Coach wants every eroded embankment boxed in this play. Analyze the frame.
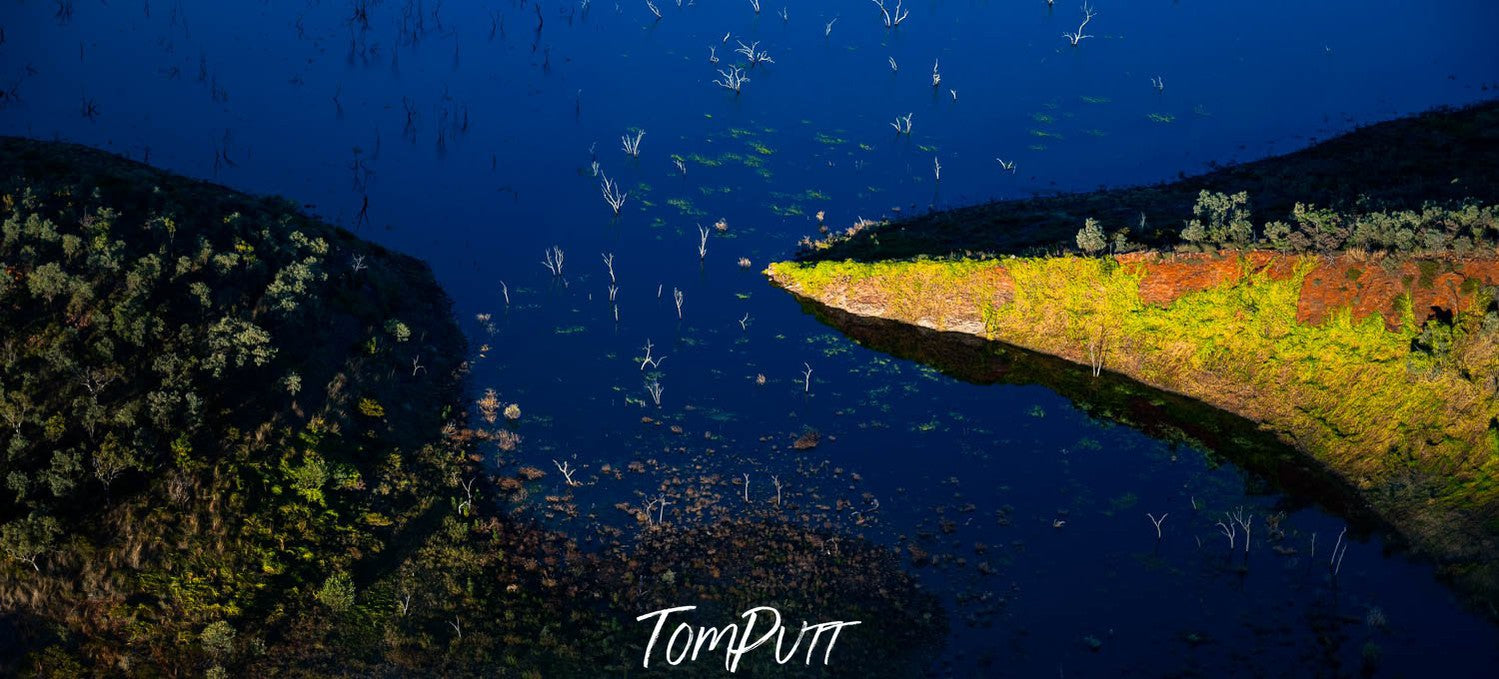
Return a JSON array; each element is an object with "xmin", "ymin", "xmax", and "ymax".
[{"xmin": 768, "ymin": 251, "xmax": 1499, "ymax": 608}]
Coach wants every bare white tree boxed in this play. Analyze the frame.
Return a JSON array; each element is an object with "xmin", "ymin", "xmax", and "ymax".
[
  {"xmin": 888, "ymin": 56, "xmax": 898, "ymax": 72},
  {"xmin": 396, "ymin": 586, "xmax": 413, "ymax": 616},
  {"xmin": 931, "ymin": 59, "xmax": 941, "ymax": 87},
  {"xmin": 500, "ymin": 280, "xmax": 510, "ymax": 306},
  {"xmin": 933, "ymin": 157, "xmax": 942, "ymax": 182},
  {"xmin": 771, "ymin": 475, "xmax": 783, "ymax": 506},
  {"xmin": 640, "ymin": 339, "xmax": 667, "ymax": 371},
  {"xmin": 601, "ymin": 174, "xmax": 629, "ymax": 215},
  {"xmin": 871, "ymin": 0, "xmax": 908, "ymax": 28},
  {"xmin": 1147, "ymin": 512, "xmax": 1167, "ymax": 540},
  {"xmin": 542, "ymin": 246, "xmax": 565, "ymax": 276},
  {"xmin": 1062, "ymin": 3, "xmax": 1096, "ymax": 46},
  {"xmin": 1330, "ymin": 527, "xmax": 1350, "ymax": 577},
  {"xmin": 1087, "ymin": 323, "xmax": 1107, "ymax": 376},
  {"xmin": 735, "ymin": 40, "xmax": 774, "ymax": 66},
  {"xmin": 749, "ymin": 0, "xmax": 761, "ymax": 13},
  {"xmin": 458, "ymin": 477, "xmax": 477, "ymax": 515},
  {"xmin": 890, "ymin": 112, "xmax": 913, "ymax": 135},
  {"xmin": 996, "ymin": 158, "xmax": 1016, "ymax": 174},
  {"xmin": 1151, "ymin": 75, "xmax": 1164, "ymax": 92},
  {"xmin": 697, "ymin": 225, "xmax": 710, "ymax": 260},
  {"xmin": 553, "ymin": 459, "xmax": 579, "ymax": 486},
  {"xmin": 1329, "ymin": 527, "xmax": 1346, "ymax": 570},
  {"xmin": 621, "ymin": 129, "xmax": 645, "ymax": 157},
  {"xmin": 1230, "ymin": 507, "xmax": 1253, "ymax": 553},
  {"xmin": 645, "ymin": 377, "xmax": 664, "ymax": 406},
  {"xmin": 651, "ymin": 493, "xmax": 672, "ymax": 524},
  {"xmin": 713, "ymin": 66, "xmax": 750, "ymax": 93},
  {"xmin": 644, "ymin": 496, "xmax": 660, "ymax": 525},
  {"xmin": 673, "ymin": 287, "xmax": 684, "ymax": 319},
  {"xmin": 709, "ymin": 46, "xmax": 719, "ymax": 63},
  {"xmin": 742, "ymin": 473, "xmax": 751, "ymax": 502},
  {"xmin": 601, "ymin": 252, "xmax": 617, "ymax": 284},
  {"xmin": 825, "ymin": 18, "xmax": 837, "ymax": 37},
  {"xmin": 645, "ymin": 0, "xmax": 662, "ymax": 20},
  {"xmin": 1215, "ymin": 517, "xmax": 1236, "ymax": 551},
  {"xmin": 801, "ymin": 362, "xmax": 813, "ymax": 393}
]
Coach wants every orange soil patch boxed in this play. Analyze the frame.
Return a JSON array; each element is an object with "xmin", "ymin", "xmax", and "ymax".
[{"xmin": 1121, "ymin": 251, "xmax": 1499, "ymax": 329}]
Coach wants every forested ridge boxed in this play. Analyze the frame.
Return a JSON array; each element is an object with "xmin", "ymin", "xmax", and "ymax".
[
  {"xmin": 0, "ymin": 135, "xmax": 478, "ymax": 673},
  {"xmin": 0, "ymin": 138, "xmax": 946, "ymax": 677}
]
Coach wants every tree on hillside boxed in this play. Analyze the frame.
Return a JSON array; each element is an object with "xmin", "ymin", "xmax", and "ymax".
[{"xmin": 1075, "ymin": 218, "xmax": 1107, "ymax": 255}]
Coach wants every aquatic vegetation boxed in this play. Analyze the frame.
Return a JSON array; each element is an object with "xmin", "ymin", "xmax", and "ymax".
[
  {"xmin": 665, "ymin": 196, "xmax": 705, "ymax": 217},
  {"xmin": 1147, "ymin": 113, "xmax": 1177, "ymax": 123}
]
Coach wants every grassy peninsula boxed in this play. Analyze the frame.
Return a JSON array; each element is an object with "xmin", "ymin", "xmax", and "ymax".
[
  {"xmin": 0, "ymin": 138, "xmax": 945, "ymax": 675},
  {"xmin": 769, "ymin": 103, "xmax": 1499, "ymax": 614}
]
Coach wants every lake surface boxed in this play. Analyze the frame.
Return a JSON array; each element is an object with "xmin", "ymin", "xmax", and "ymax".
[{"xmin": 4, "ymin": 0, "xmax": 1498, "ymax": 674}]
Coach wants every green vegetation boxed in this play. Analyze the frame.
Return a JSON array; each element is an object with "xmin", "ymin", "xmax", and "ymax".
[
  {"xmin": 0, "ymin": 136, "xmax": 471, "ymax": 672},
  {"xmin": 0, "ymin": 138, "xmax": 945, "ymax": 675},
  {"xmin": 1173, "ymin": 190, "xmax": 1499, "ymax": 253},
  {"xmin": 800, "ymin": 101, "xmax": 1499, "ymax": 262},
  {"xmin": 769, "ymin": 249, "xmax": 1499, "ymax": 611}
]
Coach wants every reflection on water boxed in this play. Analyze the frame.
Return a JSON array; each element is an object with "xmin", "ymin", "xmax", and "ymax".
[{"xmin": 791, "ymin": 294, "xmax": 1386, "ymax": 531}]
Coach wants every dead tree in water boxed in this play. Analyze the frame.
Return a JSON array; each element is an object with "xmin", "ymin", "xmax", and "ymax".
[
  {"xmin": 1063, "ymin": 4, "xmax": 1097, "ymax": 46},
  {"xmin": 541, "ymin": 246, "xmax": 564, "ymax": 276},
  {"xmin": 1147, "ymin": 512, "xmax": 1167, "ymax": 540},
  {"xmin": 553, "ymin": 459, "xmax": 579, "ymax": 486}
]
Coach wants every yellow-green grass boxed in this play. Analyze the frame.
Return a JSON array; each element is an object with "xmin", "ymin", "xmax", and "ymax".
[{"xmin": 768, "ymin": 255, "xmax": 1499, "ymax": 580}]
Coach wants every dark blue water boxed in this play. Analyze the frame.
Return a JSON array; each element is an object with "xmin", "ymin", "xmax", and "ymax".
[{"xmin": 4, "ymin": 0, "xmax": 1498, "ymax": 674}]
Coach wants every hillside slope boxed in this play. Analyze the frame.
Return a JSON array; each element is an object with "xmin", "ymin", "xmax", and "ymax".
[{"xmin": 801, "ymin": 101, "xmax": 1499, "ymax": 262}]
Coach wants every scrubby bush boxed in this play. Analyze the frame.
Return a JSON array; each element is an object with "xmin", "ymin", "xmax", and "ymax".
[
  {"xmin": 1075, "ymin": 217, "xmax": 1107, "ymax": 254},
  {"xmin": 1181, "ymin": 190, "xmax": 1253, "ymax": 247},
  {"xmin": 1170, "ymin": 190, "xmax": 1498, "ymax": 254}
]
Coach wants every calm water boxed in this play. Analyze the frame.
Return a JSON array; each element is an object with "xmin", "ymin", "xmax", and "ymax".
[{"xmin": 4, "ymin": 0, "xmax": 1498, "ymax": 674}]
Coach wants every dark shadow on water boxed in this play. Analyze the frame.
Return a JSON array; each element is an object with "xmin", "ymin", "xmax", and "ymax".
[{"xmin": 790, "ymin": 294, "xmax": 1394, "ymax": 538}]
